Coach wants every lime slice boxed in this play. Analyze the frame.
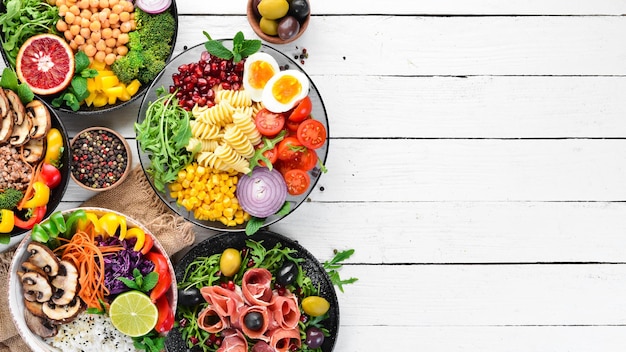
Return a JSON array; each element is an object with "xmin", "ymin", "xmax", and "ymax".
[{"xmin": 109, "ymin": 290, "xmax": 159, "ymax": 337}]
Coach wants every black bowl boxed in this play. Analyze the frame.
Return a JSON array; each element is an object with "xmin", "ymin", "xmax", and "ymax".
[
  {"xmin": 0, "ymin": 1, "xmax": 178, "ymax": 115},
  {"xmin": 166, "ymin": 230, "xmax": 339, "ymax": 352},
  {"xmin": 2, "ymin": 97, "xmax": 71, "ymax": 251}
]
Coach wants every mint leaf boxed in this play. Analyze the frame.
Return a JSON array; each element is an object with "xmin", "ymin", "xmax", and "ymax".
[
  {"xmin": 62, "ymin": 93, "xmax": 80, "ymax": 111},
  {"xmin": 0, "ymin": 68, "xmax": 19, "ymax": 91},
  {"xmin": 71, "ymin": 76, "xmax": 89, "ymax": 100},
  {"xmin": 16, "ymin": 84, "xmax": 34, "ymax": 103},
  {"xmin": 245, "ymin": 217, "xmax": 265, "ymax": 236},
  {"xmin": 75, "ymin": 51, "xmax": 90, "ymax": 73},
  {"xmin": 239, "ymin": 39, "xmax": 262, "ymax": 57},
  {"xmin": 233, "ymin": 31, "xmax": 244, "ymax": 48},
  {"xmin": 80, "ymin": 68, "xmax": 98, "ymax": 78},
  {"xmin": 141, "ymin": 271, "xmax": 159, "ymax": 292},
  {"xmin": 276, "ymin": 201, "xmax": 291, "ymax": 216},
  {"xmin": 117, "ymin": 277, "xmax": 141, "ymax": 290},
  {"xmin": 204, "ymin": 40, "xmax": 233, "ymax": 60}
]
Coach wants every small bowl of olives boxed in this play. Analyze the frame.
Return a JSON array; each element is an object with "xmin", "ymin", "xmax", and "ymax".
[{"xmin": 247, "ymin": 0, "xmax": 310, "ymax": 44}]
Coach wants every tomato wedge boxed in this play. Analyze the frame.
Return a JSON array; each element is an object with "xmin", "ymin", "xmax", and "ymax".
[
  {"xmin": 297, "ymin": 119, "xmax": 327, "ymax": 150},
  {"xmin": 255, "ymin": 108, "xmax": 285, "ymax": 137},
  {"xmin": 283, "ymin": 169, "xmax": 311, "ymax": 195},
  {"xmin": 288, "ymin": 96, "xmax": 312, "ymax": 122},
  {"xmin": 277, "ymin": 136, "xmax": 304, "ymax": 161}
]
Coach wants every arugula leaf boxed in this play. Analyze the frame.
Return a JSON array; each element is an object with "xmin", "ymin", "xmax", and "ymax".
[
  {"xmin": 133, "ymin": 330, "xmax": 165, "ymax": 352},
  {"xmin": 323, "ymin": 249, "xmax": 358, "ymax": 292}
]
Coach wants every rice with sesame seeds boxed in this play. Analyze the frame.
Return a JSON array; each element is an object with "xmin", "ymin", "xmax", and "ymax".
[{"xmin": 45, "ymin": 312, "xmax": 137, "ymax": 352}]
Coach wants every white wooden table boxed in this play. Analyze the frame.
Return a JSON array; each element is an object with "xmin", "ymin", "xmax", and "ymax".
[{"xmin": 6, "ymin": 0, "xmax": 626, "ymax": 350}]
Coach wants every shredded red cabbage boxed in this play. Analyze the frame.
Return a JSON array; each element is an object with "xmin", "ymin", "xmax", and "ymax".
[{"xmin": 96, "ymin": 235, "xmax": 155, "ymax": 295}]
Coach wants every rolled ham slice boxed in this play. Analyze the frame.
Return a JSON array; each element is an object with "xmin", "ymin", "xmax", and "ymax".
[
  {"xmin": 238, "ymin": 305, "xmax": 271, "ymax": 342},
  {"xmin": 269, "ymin": 327, "xmax": 301, "ymax": 352},
  {"xmin": 217, "ymin": 328, "xmax": 249, "ymax": 352},
  {"xmin": 269, "ymin": 292, "xmax": 300, "ymax": 330},
  {"xmin": 197, "ymin": 305, "xmax": 229, "ymax": 334},
  {"xmin": 201, "ymin": 285, "xmax": 245, "ymax": 325},
  {"xmin": 241, "ymin": 268, "xmax": 274, "ymax": 306},
  {"xmin": 251, "ymin": 341, "xmax": 275, "ymax": 352}
]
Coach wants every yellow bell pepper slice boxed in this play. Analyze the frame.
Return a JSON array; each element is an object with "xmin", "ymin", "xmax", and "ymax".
[
  {"xmin": 77, "ymin": 212, "xmax": 103, "ymax": 234},
  {"xmin": 20, "ymin": 182, "xmax": 50, "ymax": 209},
  {"xmin": 0, "ymin": 209, "xmax": 15, "ymax": 233},
  {"xmin": 98, "ymin": 212, "xmax": 127, "ymax": 239},
  {"xmin": 122, "ymin": 227, "xmax": 146, "ymax": 252}
]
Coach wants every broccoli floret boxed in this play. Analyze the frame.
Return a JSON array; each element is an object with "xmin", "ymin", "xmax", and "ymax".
[
  {"xmin": 111, "ymin": 50, "xmax": 144, "ymax": 84},
  {"xmin": 135, "ymin": 8, "xmax": 175, "ymax": 49},
  {"xmin": 0, "ymin": 188, "xmax": 24, "ymax": 210},
  {"xmin": 138, "ymin": 54, "xmax": 165, "ymax": 84},
  {"xmin": 127, "ymin": 31, "xmax": 143, "ymax": 52}
]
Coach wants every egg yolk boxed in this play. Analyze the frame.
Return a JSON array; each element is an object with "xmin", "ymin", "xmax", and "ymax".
[
  {"xmin": 271, "ymin": 75, "xmax": 302, "ymax": 104},
  {"xmin": 248, "ymin": 61, "xmax": 276, "ymax": 89}
]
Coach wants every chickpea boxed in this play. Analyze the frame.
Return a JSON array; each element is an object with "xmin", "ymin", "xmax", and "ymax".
[
  {"xmin": 104, "ymin": 53, "xmax": 116, "ymax": 65},
  {"xmin": 120, "ymin": 21, "xmax": 131, "ymax": 33},
  {"xmin": 94, "ymin": 50, "xmax": 106, "ymax": 62},
  {"xmin": 64, "ymin": 30, "xmax": 74, "ymax": 41},
  {"xmin": 56, "ymin": 19, "xmax": 68, "ymax": 32},
  {"xmin": 90, "ymin": 31, "xmax": 101, "ymax": 43},
  {"xmin": 111, "ymin": 28, "xmax": 120, "ymax": 39},
  {"xmin": 111, "ymin": 4, "xmax": 122, "ymax": 14},
  {"xmin": 105, "ymin": 37, "xmax": 116, "ymax": 48},
  {"xmin": 104, "ymin": 47, "xmax": 112, "ymax": 54},
  {"xmin": 58, "ymin": 4, "xmax": 68, "ymax": 16},
  {"xmin": 108, "ymin": 0, "xmax": 118, "ymax": 6},
  {"xmin": 73, "ymin": 15, "xmax": 81, "ymax": 25},
  {"xmin": 99, "ymin": 0, "xmax": 109, "ymax": 8},
  {"xmin": 69, "ymin": 41, "xmax": 78, "ymax": 51},
  {"xmin": 109, "ymin": 13, "xmax": 119, "ymax": 25},
  {"xmin": 69, "ymin": 5, "xmax": 80, "ymax": 15},
  {"xmin": 80, "ymin": 9, "xmax": 92, "ymax": 19},
  {"xmin": 89, "ymin": 20, "xmax": 100, "ymax": 31},
  {"xmin": 64, "ymin": 12, "xmax": 75, "ymax": 25},
  {"xmin": 101, "ymin": 27, "xmax": 112, "ymax": 39},
  {"xmin": 98, "ymin": 11, "xmax": 107, "ymax": 22},
  {"xmin": 74, "ymin": 35, "xmax": 85, "ymax": 45},
  {"xmin": 117, "ymin": 32, "xmax": 128, "ymax": 45},
  {"xmin": 79, "ymin": 27, "xmax": 90, "ymax": 39},
  {"xmin": 95, "ymin": 39, "xmax": 107, "ymax": 51},
  {"xmin": 89, "ymin": 0, "xmax": 98, "ymax": 8},
  {"xmin": 70, "ymin": 24, "xmax": 81, "ymax": 36},
  {"xmin": 83, "ymin": 44, "xmax": 97, "ymax": 57},
  {"xmin": 116, "ymin": 45, "xmax": 128, "ymax": 56},
  {"xmin": 101, "ymin": 19, "xmax": 110, "ymax": 28},
  {"xmin": 119, "ymin": 11, "xmax": 129, "ymax": 22},
  {"xmin": 78, "ymin": 0, "xmax": 89, "ymax": 9},
  {"xmin": 81, "ymin": 17, "xmax": 90, "ymax": 28}
]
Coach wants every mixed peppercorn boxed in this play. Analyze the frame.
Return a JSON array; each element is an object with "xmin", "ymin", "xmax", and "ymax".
[{"xmin": 70, "ymin": 128, "xmax": 129, "ymax": 189}]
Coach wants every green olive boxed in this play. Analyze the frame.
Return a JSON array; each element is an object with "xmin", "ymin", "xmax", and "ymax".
[
  {"xmin": 301, "ymin": 296, "xmax": 330, "ymax": 317},
  {"xmin": 260, "ymin": 17, "xmax": 279, "ymax": 36},
  {"xmin": 257, "ymin": 0, "xmax": 289, "ymax": 20},
  {"xmin": 219, "ymin": 248, "xmax": 242, "ymax": 277}
]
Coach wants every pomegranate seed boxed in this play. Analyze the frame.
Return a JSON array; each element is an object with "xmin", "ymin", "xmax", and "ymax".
[
  {"xmin": 189, "ymin": 336, "xmax": 199, "ymax": 345},
  {"xmin": 300, "ymin": 314, "xmax": 308, "ymax": 323},
  {"xmin": 277, "ymin": 287, "xmax": 286, "ymax": 296},
  {"xmin": 179, "ymin": 318, "xmax": 188, "ymax": 327},
  {"xmin": 227, "ymin": 280, "xmax": 235, "ymax": 291}
]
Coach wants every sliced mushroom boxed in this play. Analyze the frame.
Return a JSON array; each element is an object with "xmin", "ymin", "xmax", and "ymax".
[
  {"xmin": 18, "ymin": 261, "xmax": 49, "ymax": 280},
  {"xmin": 26, "ymin": 100, "xmax": 50, "ymax": 140},
  {"xmin": 9, "ymin": 113, "xmax": 32, "ymax": 146},
  {"xmin": 24, "ymin": 308, "xmax": 58, "ymax": 338},
  {"xmin": 21, "ymin": 136, "xmax": 45, "ymax": 164},
  {"xmin": 51, "ymin": 260, "xmax": 79, "ymax": 306},
  {"xmin": 27, "ymin": 242, "xmax": 60, "ymax": 276},
  {"xmin": 21, "ymin": 271, "xmax": 53, "ymax": 303},
  {"xmin": 23, "ymin": 299, "xmax": 47, "ymax": 319},
  {"xmin": 42, "ymin": 297, "xmax": 82, "ymax": 324},
  {"xmin": 0, "ymin": 89, "xmax": 8, "ymax": 121},
  {"xmin": 0, "ymin": 107, "xmax": 13, "ymax": 144},
  {"xmin": 4, "ymin": 89, "xmax": 25, "ymax": 125}
]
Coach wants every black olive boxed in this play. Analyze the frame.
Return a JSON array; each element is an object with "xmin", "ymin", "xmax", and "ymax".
[
  {"xmin": 288, "ymin": 0, "xmax": 310, "ymax": 21},
  {"xmin": 305, "ymin": 327, "xmax": 325, "ymax": 348},
  {"xmin": 276, "ymin": 260, "xmax": 298, "ymax": 286},
  {"xmin": 244, "ymin": 311, "xmax": 264, "ymax": 331},
  {"xmin": 277, "ymin": 16, "xmax": 300, "ymax": 41},
  {"xmin": 178, "ymin": 287, "xmax": 203, "ymax": 307}
]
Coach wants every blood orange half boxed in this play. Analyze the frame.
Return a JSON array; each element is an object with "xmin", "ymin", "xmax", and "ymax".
[{"xmin": 16, "ymin": 34, "xmax": 75, "ymax": 96}]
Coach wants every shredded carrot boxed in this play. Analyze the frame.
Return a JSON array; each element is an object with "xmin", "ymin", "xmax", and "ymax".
[
  {"xmin": 54, "ymin": 226, "xmax": 123, "ymax": 309},
  {"xmin": 17, "ymin": 157, "xmax": 43, "ymax": 210}
]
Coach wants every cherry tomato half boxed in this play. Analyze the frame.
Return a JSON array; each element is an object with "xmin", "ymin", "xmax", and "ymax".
[
  {"xmin": 282, "ymin": 147, "xmax": 317, "ymax": 171},
  {"xmin": 255, "ymin": 108, "xmax": 285, "ymax": 137},
  {"xmin": 288, "ymin": 96, "xmax": 312, "ymax": 122},
  {"xmin": 283, "ymin": 169, "xmax": 311, "ymax": 195},
  {"xmin": 277, "ymin": 136, "xmax": 304, "ymax": 161},
  {"xmin": 297, "ymin": 119, "xmax": 327, "ymax": 150},
  {"xmin": 286, "ymin": 114, "xmax": 310, "ymax": 132},
  {"xmin": 258, "ymin": 146, "xmax": 278, "ymax": 168}
]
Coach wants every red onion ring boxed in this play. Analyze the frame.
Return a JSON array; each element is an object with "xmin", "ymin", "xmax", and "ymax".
[
  {"xmin": 237, "ymin": 168, "xmax": 287, "ymax": 218},
  {"xmin": 135, "ymin": 0, "xmax": 172, "ymax": 14}
]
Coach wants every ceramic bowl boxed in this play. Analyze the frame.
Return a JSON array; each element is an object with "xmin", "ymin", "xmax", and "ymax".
[
  {"xmin": 0, "ymin": 1, "xmax": 178, "ymax": 115},
  {"xmin": 0, "ymin": 97, "xmax": 71, "ymax": 253},
  {"xmin": 247, "ymin": 0, "xmax": 311, "ymax": 44},
  {"xmin": 8, "ymin": 207, "xmax": 178, "ymax": 352},
  {"xmin": 69, "ymin": 126, "xmax": 132, "ymax": 192}
]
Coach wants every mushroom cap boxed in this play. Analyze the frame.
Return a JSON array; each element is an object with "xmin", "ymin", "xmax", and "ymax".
[
  {"xmin": 21, "ymin": 271, "xmax": 53, "ymax": 303},
  {"xmin": 26, "ymin": 242, "xmax": 60, "ymax": 277},
  {"xmin": 24, "ymin": 308, "xmax": 58, "ymax": 338},
  {"xmin": 4, "ymin": 89, "xmax": 25, "ymax": 125},
  {"xmin": 42, "ymin": 297, "xmax": 83, "ymax": 324},
  {"xmin": 51, "ymin": 261, "xmax": 79, "ymax": 306},
  {"xmin": 25, "ymin": 99, "xmax": 50, "ymax": 140}
]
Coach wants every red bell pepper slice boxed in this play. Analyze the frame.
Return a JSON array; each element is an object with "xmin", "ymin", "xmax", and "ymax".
[
  {"xmin": 154, "ymin": 295, "xmax": 174, "ymax": 334},
  {"xmin": 14, "ymin": 205, "xmax": 47, "ymax": 230},
  {"xmin": 144, "ymin": 251, "xmax": 172, "ymax": 302}
]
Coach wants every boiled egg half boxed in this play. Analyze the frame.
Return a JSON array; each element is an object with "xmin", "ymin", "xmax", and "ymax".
[
  {"xmin": 261, "ymin": 70, "xmax": 310, "ymax": 113},
  {"xmin": 243, "ymin": 52, "xmax": 280, "ymax": 102}
]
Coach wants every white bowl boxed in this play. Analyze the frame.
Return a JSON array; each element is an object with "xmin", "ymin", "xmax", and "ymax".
[{"xmin": 8, "ymin": 207, "xmax": 177, "ymax": 352}]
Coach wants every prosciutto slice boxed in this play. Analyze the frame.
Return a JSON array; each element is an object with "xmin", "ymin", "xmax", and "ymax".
[
  {"xmin": 269, "ymin": 327, "xmax": 302, "ymax": 352},
  {"xmin": 241, "ymin": 268, "xmax": 274, "ymax": 306},
  {"xmin": 269, "ymin": 292, "xmax": 300, "ymax": 330},
  {"xmin": 238, "ymin": 305, "xmax": 271, "ymax": 341},
  {"xmin": 197, "ymin": 305, "xmax": 229, "ymax": 333},
  {"xmin": 201, "ymin": 285, "xmax": 245, "ymax": 325},
  {"xmin": 251, "ymin": 341, "xmax": 275, "ymax": 352},
  {"xmin": 217, "ymin": 329, "xmax": 249, "ymax": 352}
]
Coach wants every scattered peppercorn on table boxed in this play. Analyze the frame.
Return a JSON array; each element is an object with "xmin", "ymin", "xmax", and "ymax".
[{"xmin": 4, "ymin": 0, "xmax": 626, "ymax": 351}]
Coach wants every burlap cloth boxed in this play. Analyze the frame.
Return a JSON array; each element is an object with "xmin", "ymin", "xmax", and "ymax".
[{"xmin": 0, "ymin": 166, "xmax": 196, "ymax": 351}]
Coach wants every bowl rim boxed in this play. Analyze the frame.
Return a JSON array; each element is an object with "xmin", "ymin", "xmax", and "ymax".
[
  {"xmin": 0, "ymin": 0, "xmax": 179, "ymax": 115},
  {"xmin": 69, "ymin": 126, "xmax": 132, "ymax": 192},
  {"xmin": 136, "ymin": 39, "xmax": 330, "ymax": 232},
  {"xmin": 246, "ymin": 0, "xmax": 311, "ymax": 44},
  {"xmin": 7, "ymin": 206, "xmax": 178, "ymax": 352}
]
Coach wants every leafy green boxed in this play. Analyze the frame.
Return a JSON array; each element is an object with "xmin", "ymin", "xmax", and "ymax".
[
  {"xmin": 0, "ymin": 0, "xmax": 59, "ymax": 67},
  {"xmin": 0, "ymin": 235, "xmax": 9, "ymax": 245},
  {"xmin": 203, "ymin": 31, "xmax": 261, "ymax": 63},
  {"xmin": 117, "ymin": 268, "xmax": 159, "ymax": 293},
  {"xmin": 51, "ymin": 51, "xmax": 98, "ymax": 111},
  {"xmin": 133, "ymin": 330, "xmax": 165, "ymax": 352},
  {"xmin": 135, "ymin": 88, "xmax": 195, "ymax": 192},
  {"xmin": 245, "ymin": 216, "xmax": 265, "ymax": 236},
  {"xmin": 323, "ymin": 249, "xmax": 358, "ymax": 292},
  {"xmin": 0, "ymin": 67, "xmax": 33, "ymax": 103}
]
